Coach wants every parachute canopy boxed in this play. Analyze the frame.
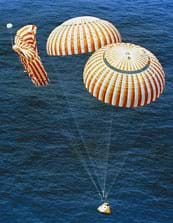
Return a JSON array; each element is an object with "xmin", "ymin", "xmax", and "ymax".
[
  {"xmin": 83, "ymin": 43, "xmax": 165, "ymax": 107},
  {"xmin": 13, "ymin": 25, "xmax": 49, "ymax": 87},
  {"xmin": 46, "ymin": 16, "xmax": 121, "ymax": 56}
]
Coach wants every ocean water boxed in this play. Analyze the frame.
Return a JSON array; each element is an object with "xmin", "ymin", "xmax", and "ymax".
[{"xmin": 0, "ymin": 0, "xmax": 173, "ymax": 222}]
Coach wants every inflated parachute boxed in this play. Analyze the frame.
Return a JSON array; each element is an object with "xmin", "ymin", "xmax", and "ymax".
[
  {"xmin": 83, "ymin": 43, "xmax": 165, "ymax": 107},
  {"xmin": 13, "ymin": 25, "xmax": 49, "ymax": 86},
  {"xmin": 46, "ymin": 16, "xmax": 121, "ymax": 56}
]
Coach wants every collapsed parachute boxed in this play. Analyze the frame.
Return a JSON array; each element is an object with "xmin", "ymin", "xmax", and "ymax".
[
  {"xmin": 83, "ymin": 43, "xmax": 165, "ymax": 107},
  {"xmin": 46, "ymin": 16, "xmax": 121, "ymax": 56},
  {"xmin": 13, "ymin": 25, "xmax": 49, "ymax": 86}
]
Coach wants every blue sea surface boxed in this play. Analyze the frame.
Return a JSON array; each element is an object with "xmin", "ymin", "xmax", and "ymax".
[{"xmin": 0, "ymin": 0, "xmax": 173, "ymax": 222}]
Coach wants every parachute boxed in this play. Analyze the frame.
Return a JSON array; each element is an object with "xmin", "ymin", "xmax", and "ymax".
[
  {"xmin": 46, "ymin": 16, "xmax": 121, "ymax": 56},
  {"xmin": 6, "ymin": 23, "xmax": 13, "ymax": 29},
  {"xmin": 13, "ymin": 25, "xmax": 49, "ymax": 86},
  {"xmin": 46, "ymin": 18, "xmax": 165, "ymax": 213},
  {"xmin": 83, "ymin": 43, "xmax": 165, "ymax": 107}
]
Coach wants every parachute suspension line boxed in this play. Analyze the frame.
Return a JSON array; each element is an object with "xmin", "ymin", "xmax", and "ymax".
[
  {"xmin": 50, "ymin": 60, "xmax": 103, "ymax": 200},
  {"xmin": 102, "ymin": 112, "xmax": 113, "ymax": 201},
  {"xmin": 104, "ymin": 152, "xmax": 128, "ymax": 201},
  {"xmin": 72, "ymin": 145, "xmax": 103, "ymax": 198},
  {"xmin": 63, "ymin": 88, "xmax": 104, "ymax": 200},
  {"xmin": 104, "ymin": 118, "xmax": 146, "ymax": 200},
  {"xmin": 65, "ymin": 94, "xmax": 104, "ymax": 199},
  {"xmin": 10, "ymin": 35, "xmax": 14, "ymax": 47}
]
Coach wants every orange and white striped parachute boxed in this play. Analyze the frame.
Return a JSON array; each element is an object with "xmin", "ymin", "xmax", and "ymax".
[
  {"xmin": 13, "ymin": 25, "xmax": 49, "ymax": 86},
  {"xmin": 46, "ymin": 16, "xmax": 121, "ymax": 56},
  {"xmin": 83, "ymin": 43, "xmax": 165, "ymax": 108}
]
